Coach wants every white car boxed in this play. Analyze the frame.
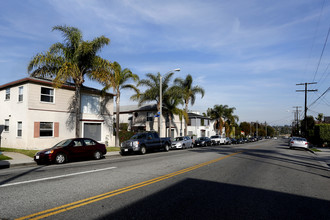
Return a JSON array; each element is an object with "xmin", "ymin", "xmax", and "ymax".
[{"xmin": 289, "ymin": 137, "xmax": 308, "ymax": 149}]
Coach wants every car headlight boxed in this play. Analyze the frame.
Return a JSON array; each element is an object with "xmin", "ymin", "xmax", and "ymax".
[
  {"xmin": 133, "ymin": 141, "xmax": 139, "ymax": 150},
  {"xmin": 45, "ymin": 150, "xmax": 54, "ymax": 154},
  {"xmin": 202, "ymin": 141, "xmax": 205, "ymax": 144}
]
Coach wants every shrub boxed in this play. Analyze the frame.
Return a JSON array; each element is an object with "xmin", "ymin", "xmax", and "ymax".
[
  {"xmin": 314, "ymin": 124, "xmax": 330, "ymax": 146},
  {"xmin": 119, "ymin": 130, "xmax": 136, "ymax": 144}
]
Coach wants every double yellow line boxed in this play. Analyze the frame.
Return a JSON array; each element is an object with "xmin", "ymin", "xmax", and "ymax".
[{"xmin": 17, "ymin": 151, "xmax": 242, "ymax": 220}]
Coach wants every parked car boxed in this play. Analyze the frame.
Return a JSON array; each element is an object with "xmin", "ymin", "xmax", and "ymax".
[
  {"xmin": 231, "ymin": 138, "xmax": 238, "ymax": 144},
  {"xmin": 34, "ymin": 138, "xmax": 107, "ymax": 165},
  {"xmin": 120, "ymin": 131, "xmax": 171, "ymax": 155},
  {"xmin": 194, "ymin": 137, "xmax": 212, "ymax": 147},
  {"xmin": 225, "ymin": 137, "xmax": 232, "ymax": 145},
  {"xmin": 289, "ymin": 137, "xmax": 308, "ymax": 149},
  {"xmin": 171, "ymin": 136, "xmax": 193, "ymax": 149},
  {"xmin": 237, "ymin": 138, "xmax": 245, "ymax": 144},
  {"xmin": 210, "ymin": 135, "xmax": 226, "ymax": 145}
]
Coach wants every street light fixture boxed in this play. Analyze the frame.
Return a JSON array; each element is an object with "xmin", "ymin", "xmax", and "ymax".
[{"xmin": 159, "ymin": 68, "xmax": 180, "ymax": 136}]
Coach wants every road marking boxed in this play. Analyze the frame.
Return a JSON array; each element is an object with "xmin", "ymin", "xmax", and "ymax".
[
  {"xmin": 0, "ymin": 167, "xmax": 117, "ymax": 188},
  {"xmin": 16, "ymin": 151, "xmax": 243, "ymax": 220}
]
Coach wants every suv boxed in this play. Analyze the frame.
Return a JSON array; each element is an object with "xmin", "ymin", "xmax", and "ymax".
[{"xmin": 210, "ymin": 135, "xmax": 226, "ymax": 145}]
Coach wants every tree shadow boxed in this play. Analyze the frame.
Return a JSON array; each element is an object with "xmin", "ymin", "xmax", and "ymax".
[{"xmin": 98, "ymin": 178, "xmax": 330, "ymax": 220}]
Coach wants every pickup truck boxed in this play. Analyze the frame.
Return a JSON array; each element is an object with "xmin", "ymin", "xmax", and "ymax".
[
  {"xmin": 210, "ymin": 135, "xmax": 226, "ymax": 145},
  {"xmin": 120, "ymin": 131, "xmax": 171, "ymax": 155}
]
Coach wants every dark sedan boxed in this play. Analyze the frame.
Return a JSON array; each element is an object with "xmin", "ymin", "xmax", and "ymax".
[
  {"xmin": 34, "ymin": 138, "xmax": 107, "ymax": 165},
  {"xmin": 194, "ymin": 137, "xmax": 212, "ymax": 147}
]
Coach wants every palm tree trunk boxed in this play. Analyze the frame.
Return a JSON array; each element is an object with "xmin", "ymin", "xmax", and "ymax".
[
  {"xmin": 168, "ymin": 115, "xmax": 172, "ymax": 138},
  {"xmin": 184, "ymin": 102, "xmax": 188, "ymax": 136},
  {"xmin": 115, "ymin": 93, "xmax": 120, "ymax": 147},
  {"xmin": 75, "ymin": 85, "xmax": 81, "ymax": 138}
]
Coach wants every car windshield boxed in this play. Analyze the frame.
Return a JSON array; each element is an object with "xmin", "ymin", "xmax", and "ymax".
[
  {"xmin": 173, "ymin": 137, "xmax": 184, "ymax": 141},
  {"xmin": 53, "ymin": 139, "xmax": 72, "ymax": 148},
  {"xmin": 295, "ymin": 138, "xmax": 307, "ymax": 141},
  {"xmin": 210, "ymin": 136, "xmax": 217, "ymax": 138},
  {"xmin": 130, "ymin": 133, "xmax": 147, "ymax": 140}
]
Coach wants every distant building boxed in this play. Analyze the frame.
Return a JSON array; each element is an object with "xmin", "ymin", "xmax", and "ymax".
[
  {"xmin": 187, "ymin": 111, "xmax": 218, "ymax": 138},
  {"xmin": 114, "ymin": 104, "xmax": 185, "ymax": 138},
  {"xmin": 0, "ymin": 77, "xmax": 115, "ymax": 150},
  {"xmin": 324, "ymin": 116, "xmax": 330, "ymax": 123}
]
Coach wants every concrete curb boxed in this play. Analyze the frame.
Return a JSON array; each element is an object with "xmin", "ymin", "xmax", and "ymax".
[{"xmin": 0, "ymin": 151, "xmax": 121, "ymax": 169}]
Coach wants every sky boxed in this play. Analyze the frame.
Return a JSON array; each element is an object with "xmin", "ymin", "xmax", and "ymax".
[{"xmin": 0, "ymin": 0, "xmax": 329, "ymax": 126}]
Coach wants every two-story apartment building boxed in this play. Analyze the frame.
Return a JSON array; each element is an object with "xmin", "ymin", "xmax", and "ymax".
[
  {"xmin": 187, "ymin": 111, "xmax": 218, "ymax": 138},
  {"xmin": 115, "ymin": 104, "xmax": 186, "ymax": 138},
  {"xmin": 0, "ymin": 77, "xmax": 114, "ymax": 150}
]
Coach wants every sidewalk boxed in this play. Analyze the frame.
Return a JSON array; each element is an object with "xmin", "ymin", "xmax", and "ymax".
[
  {"xmin": 312, "ymin": 147, "xmax": 330, "ymax": 169},
  {"xmin": 0, "ymin": 151, "xmax": 121, "ymax": 169}
]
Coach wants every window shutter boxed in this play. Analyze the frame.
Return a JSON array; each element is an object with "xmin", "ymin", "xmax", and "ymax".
[
  {"xmin": 54, "ymin": 122, "xmax": 59, "ymax": 137},
  {"xmin": 34, "ymin": 122, "xmax": 40, "ymax": 138}
]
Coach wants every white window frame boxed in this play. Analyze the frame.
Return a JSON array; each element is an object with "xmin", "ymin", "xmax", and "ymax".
[
  {"xmin": 147, "ymin": 112, "xmax": 153, "ymax": 121},
  {"xmin": 40, "ymin": 87, "xmax": 54, "ymax": 103},
  {"xmin": 4, "ymin": 119, "xmax": 9, "ymax": 132},
  {"xmin": 18, "ymin": 86, "xmax": 23, "ymax": 102},
  {"xmin": 39, "ymin": 122, "xmax": 54, "ymax": 137},
  {"xmin": 5, "ymin": 88, "xmax": 10, "ymax": 100},
  {"xmin": 17, "ymin": 121, "xmax": 22, "ymax": 137}
]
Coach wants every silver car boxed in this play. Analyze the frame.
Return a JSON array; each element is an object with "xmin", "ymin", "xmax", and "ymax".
[
  {"xmin": 289, "ymin": 137, "xmax": 308, "ymax": 149},
  {"xmin": 171, "ymin": 136, "xmax": 193, "ymax": 149}
]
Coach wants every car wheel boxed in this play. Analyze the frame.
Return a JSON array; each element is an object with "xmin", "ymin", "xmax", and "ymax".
[
  {"xmin": 55, "ymin": 153, "xmax": 66, "ymax": 164},
  {"xmin": 140, "ymin": 146, "xmax": 146, "ymax": 155},
  {"xmin": 93, "ymin": 151, "xmax": 102, "ymax": 160},
  {"xmin": 164, "ymin": 144, "xmax": 170, "ymax": 152},
  {"xmin": 183, "ymin": 144, "xmax": 186, "ymax": 149}
]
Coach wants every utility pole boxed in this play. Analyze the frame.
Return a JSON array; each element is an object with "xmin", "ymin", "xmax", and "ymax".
[
  {"xmin": 296, "ymin": 82, "xmax": 317, "ymax": 135},
  {"xmin": 292, "ymin": 106, "xmax": 302, "ymax": 135}
]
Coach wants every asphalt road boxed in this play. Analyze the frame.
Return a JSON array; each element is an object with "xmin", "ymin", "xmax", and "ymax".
[{"xmin": 1, "ymin": 139, "xmax": 330, "ymax": 220}]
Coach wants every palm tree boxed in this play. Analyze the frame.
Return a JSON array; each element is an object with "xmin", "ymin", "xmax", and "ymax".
[
  {"xmin": 131, "ymin": 72, "xmax": 175, "ymax": 134},
  {"xmin": 96, "ymin": 61, "xmax": 139, "ymax": 147},
  {"xmin": 174, "ymin": 74, "xmax": 205, "ymax": 136},
  {"xmin": 207, "ymin": 104, "xmax": 228, "ymax": 136},
  {"xmin": 162, "ymin": 87, "xmax": 184, "ymax": 138},
  {"xmin": 28, "ymin": 25, "xmax": 110, "ymax": 138},
  {"xmin": 224, "ymin": 107, "xmax": 239, "ymax": 137}
]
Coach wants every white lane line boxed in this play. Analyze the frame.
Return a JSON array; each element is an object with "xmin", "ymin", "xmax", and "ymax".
[{"xmin": 0, "ymin": 167, "xmax": 117, "ymax": 188}]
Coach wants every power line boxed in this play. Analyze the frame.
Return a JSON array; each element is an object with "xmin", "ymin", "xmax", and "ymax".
[
  {"xmin": 308, "ymin": 86, "xmax": 330, "ymax": 107},
  {"xmin": 312, "ymin": 26, "xmax": 330, "ymax": 82}
]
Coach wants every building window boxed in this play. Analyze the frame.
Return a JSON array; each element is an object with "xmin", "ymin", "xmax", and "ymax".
[
  {"xmin": 147, "ymin": 112, "xmax": 153, "ymax": 121},
  {"xmin": 40, "ymin": 87, "xmax": 54, "ymax": 103},
  {"xmin": 81, "ymin": 94, "xmax": 100, "ymax": 114},
  {"xmin": 4, "ymin": 119, "xmax": 9, "ymax": 132},
  {"xmin": 18, "ymin": 86, "xmax": 23, "ymax": 102},
  {"xmin": 17, "ymin": 121, "xmax": 22, "ymax": 137},
  {"xmin": 5, "ymin": 88, "xmax": 10, "ymax": 100},
  {"xmin": 40, "ymin": 122, "xmax": 53, "ymax": 137},
  {"xmin": 201, "ymin": 118, "xmax": 205, "ymax": 126}
]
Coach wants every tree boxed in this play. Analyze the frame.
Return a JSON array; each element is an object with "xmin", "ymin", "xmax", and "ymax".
[
  {"xmin": 28, "ymin": 25, "xmax": 110, "ymax": 137},
  {"xmin": 174, "ymin": 74, "xmax": 205, "ymax": 136},
  {"xmin": 132, "ymin": 72, "xmax": 175, "ymax": 134},
  {"xmin": 316, "ymin": 113, "xmax": 324, "ymax": 123},
  {"xmin": 96, "ymin": 61, "xmax": 139, "ymax": 147},
  {"xmin": 224, "ymin": 107, "xmax": 239, "ymax": 137},
  {"xmin": 162, "ymin": 87, "xmax": 185, "ymax": 138},
  {"xmin": 207, "ymin": 104, "xmax": 228, "ymax": 135}
]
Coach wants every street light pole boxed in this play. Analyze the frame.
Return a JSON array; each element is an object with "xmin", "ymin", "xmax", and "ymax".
[{"xmin": 160, "ymin": 68, "xmax": 180, "ymax": 136}]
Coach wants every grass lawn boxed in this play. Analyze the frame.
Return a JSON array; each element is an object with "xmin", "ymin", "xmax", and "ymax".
[
  {"xmin": 0, "ymin": 148, "xmax": 39, "ymax": 158},
  {"xmin": 310, "ymin": 148, "xmax": 321, "ymax": 152},
  {"xmin": 107, "ymin": 147, "xmax": 120, "ymax": 152},
  {"xmin": 0, "ymin": 154, "xmax": 12, "ymax": 161}
]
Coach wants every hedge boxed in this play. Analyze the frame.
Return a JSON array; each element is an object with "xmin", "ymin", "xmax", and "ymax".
[{"xmin": 314, "ymin": 124, "xmax": 330, "ymax": 145}]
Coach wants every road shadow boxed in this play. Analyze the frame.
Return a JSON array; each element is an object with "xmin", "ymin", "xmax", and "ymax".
[{"xmin": 97, "ymin": 178, "xmax": 330, "ymax": 220}]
